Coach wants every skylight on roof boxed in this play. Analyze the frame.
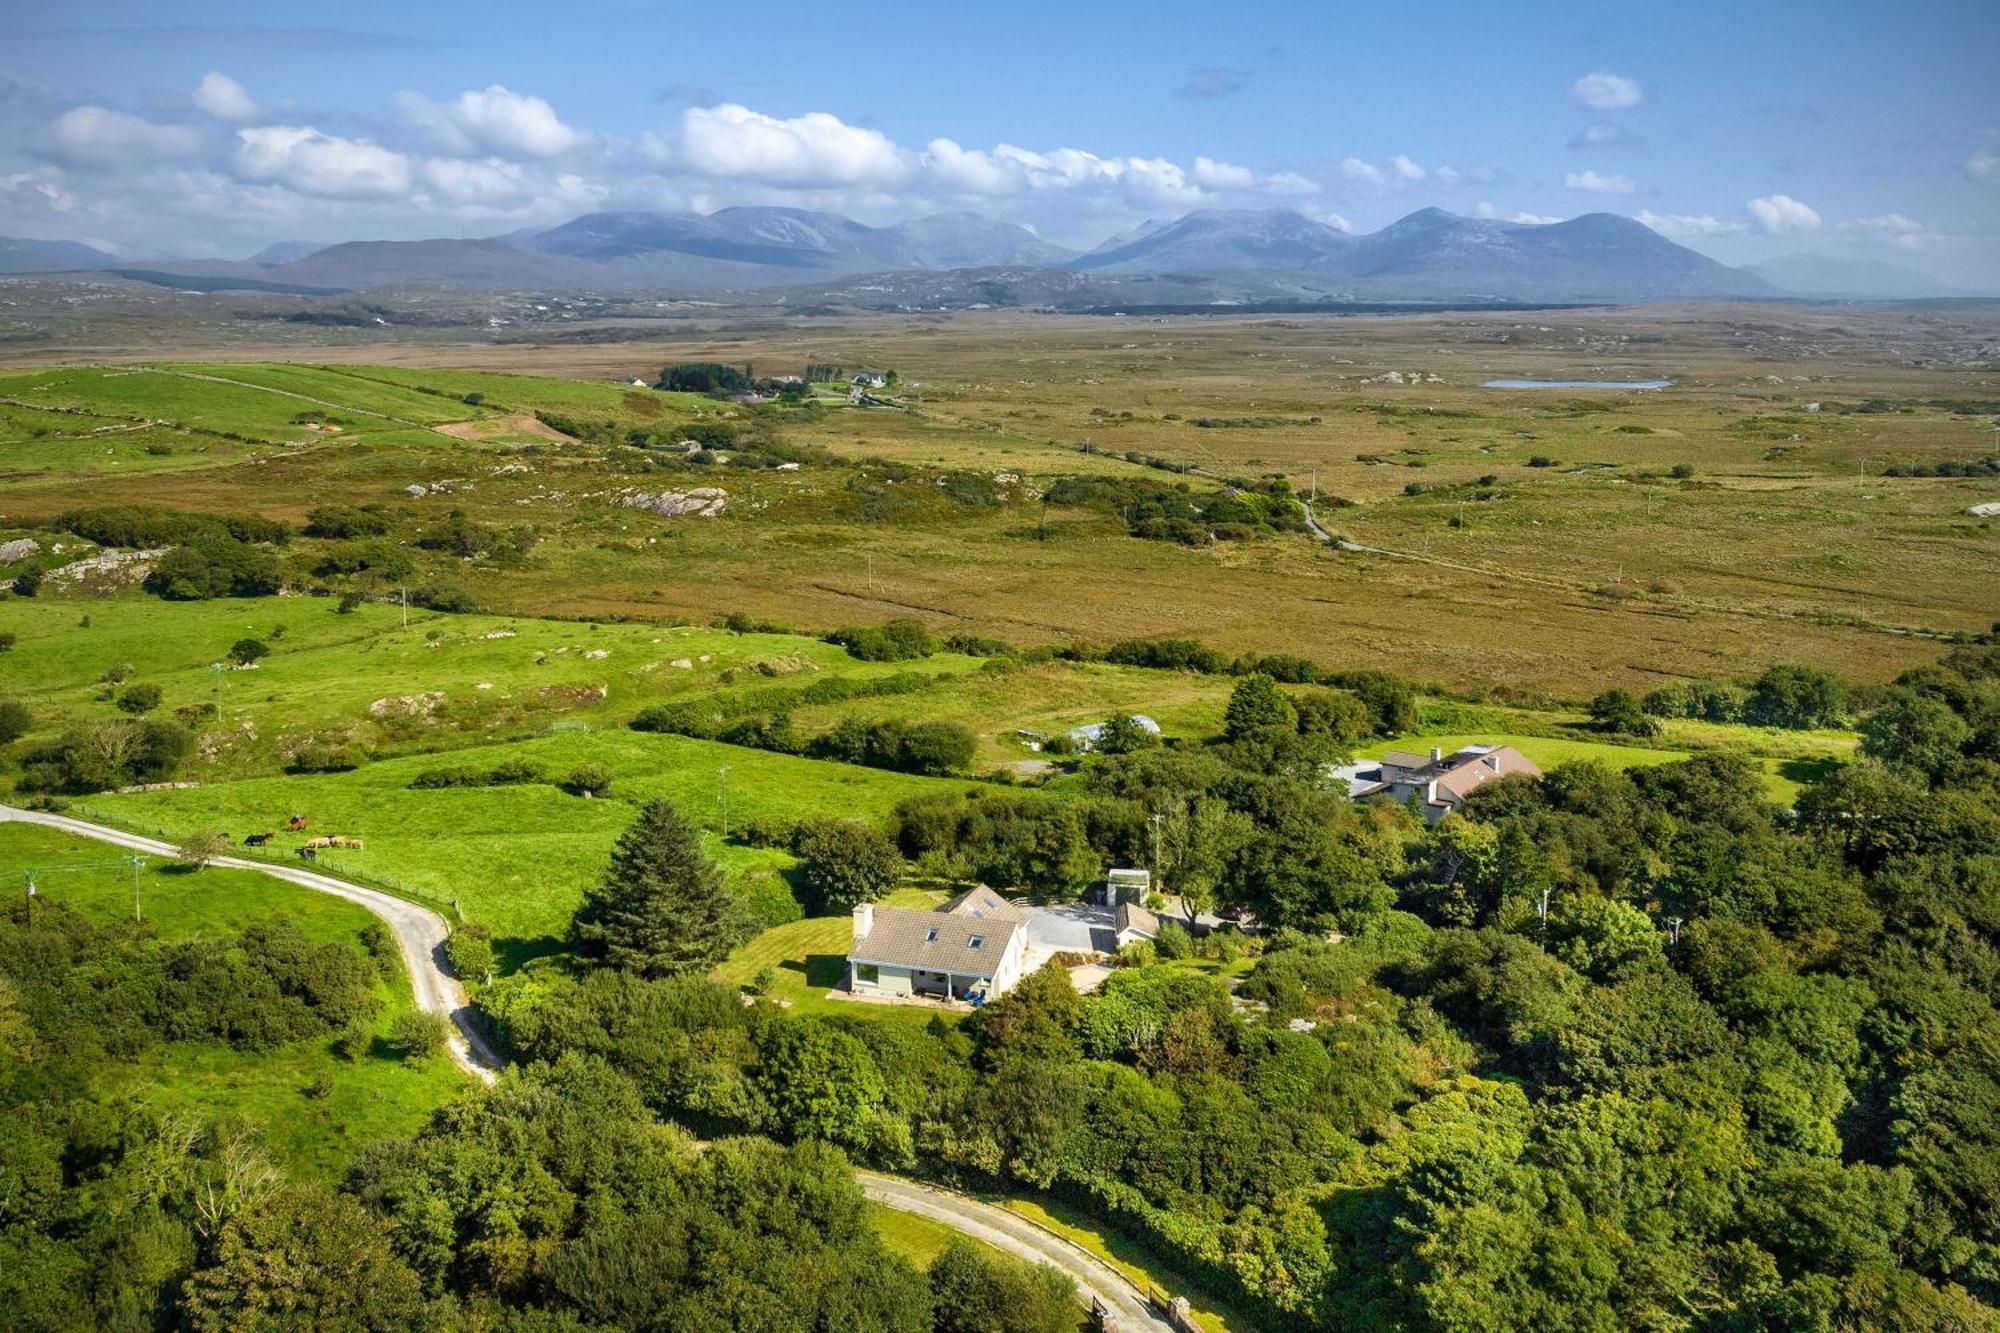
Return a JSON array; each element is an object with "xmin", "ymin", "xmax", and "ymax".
[
  {"xmin": 968, "ymin": 935, "xmax": 984, "ymax": 949},
  {"xmin": 925, "ymin": 929, "xmax": 939, "ymax": 942}
]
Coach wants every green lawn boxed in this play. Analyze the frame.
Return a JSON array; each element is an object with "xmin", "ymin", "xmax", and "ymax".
[
  {"xmin": 717, "ymin": 886, "xmax": 951, "ymax": 1022},
  {"xmin": 0, "ymin": 822, "xmax": 466, "ymax": 1180}
]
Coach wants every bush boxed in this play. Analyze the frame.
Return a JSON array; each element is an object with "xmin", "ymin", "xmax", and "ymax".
[
  {"xmin": 0, "ymin": 631, "xmax": 14, "ymax": 651},
  {"xmin": 411, "ymin": 580, "xmax": 479, "ymax": 614},
  {"xmin": 563, "ymin": 762, "xmax": 614, "ymax": 797},
  {"xmin": 229, "ymin": 638, "xmax": 269, "ymax": 666},
  {"xmin": 288, "ymin": 741, "xmax": 360, "ymax": 774},
  {"xmin": 143, "ymin": 537, "xmax": 281, "ymax": 600},
  {"xmin": 0, "ymin": 698, "xmax": 32, "ymax": 743},
  {"xmin": 115, "ymin": 682, "xmax": 163, "ymax": 715},
  {"xmin": 1590, "ymin": 688, "xmax": 1660, "ymax": 737},
  {"xmin": 388, "ymin": 1009, "xmax": 451, "ymax": 1061},
  {"xmin": 443, "ymin": 924, "xmax": 495, "ymax": 982},
  {"xmin": 826, "ymin": 617, "xmax": 939, "ymax": 662}
]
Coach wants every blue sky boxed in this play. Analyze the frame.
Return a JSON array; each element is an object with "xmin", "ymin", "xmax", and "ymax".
[{"xmin": 2, "ymin": 0, "xmax": 1995, "ymax": 282}]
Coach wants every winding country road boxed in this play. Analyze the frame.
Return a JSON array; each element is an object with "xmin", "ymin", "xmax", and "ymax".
[{"xmin": 2, "ymin": 804, "xmax": 1179, "ymax": 1330}]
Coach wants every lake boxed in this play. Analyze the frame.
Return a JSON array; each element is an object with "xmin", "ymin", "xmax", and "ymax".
[{"xmin": 1483, "ymin": 378, "xmax": 1674, "ymax": 390}]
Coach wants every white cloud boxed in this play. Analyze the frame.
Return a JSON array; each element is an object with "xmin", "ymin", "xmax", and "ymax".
[
  {"xmin": 1262, "ymin": 171, "xmax": 1319, "ymax": 196},
  {"xmin": 45, "ymin": 106, "xmax": 200, "ymax": 168},
  {"xmin": 1193, "ymin": 156, "xmax": 1255, "ymax": 190},
  {"xmin": 421, "ymin": 157, "xmax": 533, "ymax": 206},
  {"xmin": 1391, "ymin": 153, "xmax": 1426, "ymax": 182},
  {"xmin": 1565, "ymin": 169, "xmax": 1635, "ymax": 194},
  {"xmin": 397, "ymin": 85, "xmax": 583, "ymax": 157},
  {"xmin": 1964, "ymin": 150, "xmax": 1997, "ymax": 183},
  {"xmin": 1637, "ymin": 209, "xmax": 1746, "ymax": 238},
  {"xmin": 1570, "ymin": 123, "xmax": 1631, "ymax": 147},
  {"xmin": 680, "ymin": 103, "xmax": 906, "ymax": 187},
  {"xmin": 1510, "ymin": 211, "xmax": 1563, "ymax": 225},
  {"xmin": 192, "ymin": 72, "xmax": 257, "ymax": 123},
  {"xmin": 1341, "ymin": 157, "xmax": 1384, "ymax": 184},
  {"xmin": 1571, "ymin": 72, "xmax": 1643, "ymax": 110},
  {"xmin": 0, "ymin": 170, "xmax": 80, "ymax": 214},
  {"xmin": 1844, "ymin": 212, "xmax": 1923, "ymax": 234},
  {"xmin": 233, "ymin": 125, "xmax": 413, "ymax": 198},
  {"xmin": 1748, "ymin": 193, "xmax": 1821, "ymax": 233},
  {"xmin": 922, "ymin": 138, "xmax": 1014, "ymax": 195}
]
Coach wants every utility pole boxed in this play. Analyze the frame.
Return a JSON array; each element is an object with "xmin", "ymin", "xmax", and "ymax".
[
  {"xmin": 212, "ymin": 661, "xmax": 223, "ymax": 720},
  {"xmin": 401, "ymin": 586, "xmax": 409, "ymax": 629},
  {"xmin": 1668, "ymin": 916, "xmax": 1684, "ymax": 946},
  {"xmin": 129, "ymin": 854, "xmax": 145, "ymax": 922},
  {"xmin": 717, "ymin": 765, "xmax": 731, "ymax": 839},
  {"xmin": 1536, "ymin": 887, "xmax": 1551, "ymax": 926}
]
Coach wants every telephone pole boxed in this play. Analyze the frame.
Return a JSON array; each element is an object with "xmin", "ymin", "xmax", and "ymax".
[
  {"xmin": 128, "ymin": 854, "xmax": 145, "ymax": 922},
  {"xmin": 1149, "ymin": 812, "xmax": 1165, "ymax": 888}
]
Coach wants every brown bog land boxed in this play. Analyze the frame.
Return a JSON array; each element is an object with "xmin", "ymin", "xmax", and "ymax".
[{"xmin": 3, "ymin": 290, "xmax": 1995, "ymax": 695}]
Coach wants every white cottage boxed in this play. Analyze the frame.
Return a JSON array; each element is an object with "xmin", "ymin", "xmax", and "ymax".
[{"xmin": 848, "ymin": 885, "xmax": 1029, "ymax": 1003}]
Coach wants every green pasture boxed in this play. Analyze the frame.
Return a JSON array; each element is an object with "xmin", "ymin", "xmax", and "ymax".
[
  {"xmin": 716, "ymin": 886, "xmax": 950, "ymax": 1021},
  {"xmin": 84, "ymin": 729, "xmax": 973, "ymax": 945},
  {"xmin": 0, "ymin": 821, "xmax": 465, "ymax": 1179}
]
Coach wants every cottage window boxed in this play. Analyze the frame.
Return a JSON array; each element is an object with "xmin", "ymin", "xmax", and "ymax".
[
  {"xmin": 856, "ymin": 964, "xmax": 879, "ymax": 984},
  {"xmin": 924, "ymin": 929, "xmax": 939, "ymax": 942},
  {"xmin": 967, "ymin": 935, "xmax": 984, "ymax": 949}
]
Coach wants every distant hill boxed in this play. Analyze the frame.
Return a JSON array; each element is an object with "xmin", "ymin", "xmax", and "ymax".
[
  {"xmin": 0, "ymin": 236, "xmax": 119, "ymax": 273},
  {"xmin": 1745, "ymin": 253, "xmax": 1971, "ymax": 299},
  {"xmin": 1074, "ymin": 208, "xmax": 1355, "ymax": 274},
  {"xmin": 247, "ymin": 240, "xmax": 332, "ymax": 265},
  {"xmin": 78, "ymin": 205, "xmax": 1784, "ymax": 303},
  {"xmin": 1072, "ymin": 206, "xmax": 1769, "ymax": 302}
]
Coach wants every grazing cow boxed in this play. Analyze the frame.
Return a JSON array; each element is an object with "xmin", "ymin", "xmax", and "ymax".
[
  {"xmin": 243, "ymin": 833, "xmax": 271, "ymax": 846},
  {"xmin": 296, "ymin": 846, "xmax": 316, "ymax": 861},
  {"xmin": 286, "ymin": 815, "xmax": 309, "ymax": 832},
  {"xmin": 329, "ymin": 836, "xmax": 365, "ymax": 850}
]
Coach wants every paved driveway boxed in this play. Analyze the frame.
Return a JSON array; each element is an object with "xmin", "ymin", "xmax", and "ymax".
[{"xmin": 1021, "ymin": 902, "xmax": 1118, "ymax": 970}]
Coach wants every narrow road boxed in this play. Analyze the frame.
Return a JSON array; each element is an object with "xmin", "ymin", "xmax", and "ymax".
[
  {"xmin": 2, "ymin": 806, "xmax": 1180, "ymax": 1325},
  {"xmin": 858, "ymin": 1173, "xmax": 1176, "ymax": 1331},
  {"xmin": 0, "ymin": 805, "xmax": 500, "ymax": 1081}
]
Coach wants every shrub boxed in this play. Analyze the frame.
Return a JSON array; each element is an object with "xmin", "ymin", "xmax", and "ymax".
[
  {"xmin": 563, "ymin": 762, "xmax": 614, "ymax": 797},
  {"xmin": 0, "ymin": 631, "xmax": 14, "ymax": 651},
  {"xmin": 143, "ymin": 537, "xmax": 281, "ymax": 600},
  {"xmin": 412, "ymin": 581, "xmax": 479, "ymax": 614},
  {"xmin": 115, "ymin": 682, "xmax": 163, "ymax": 715},
  {"xmin": 0, "ymin": 698, "xmax": 32, "ymax": 743},
  {"xmin": 288, "ymin": 741, "xmax": 360, "ymax": 774},
  {"xmin": 335, "ymin": 591, "xmax": 364, "ymax": 614},
  {"xmin": 229, "ymin": 638, "xmax": 269, "ymax": 665},
  {"xmin": 825, "ymin": 617, "xmax": 939, "ymax": 662},
  {"xmin": 388, "ymin": 1009, "xmax": 451, "ymax": 1061},
  {"xmin": 443, "ymin": 924, "xmax": 495, "ymax": 982},
  {"xmin": 1590, "ymin": 688, "xmax": 1660, "ymax": 737},
  {"xmin": 332, "ymin": 1015, "xmax": 374, "ymax": 1061}
]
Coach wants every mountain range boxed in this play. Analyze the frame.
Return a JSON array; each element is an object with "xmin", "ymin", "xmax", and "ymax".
[{"xmin": 0, "ymin": 206, "xmax": 1977, "ymax": 305}]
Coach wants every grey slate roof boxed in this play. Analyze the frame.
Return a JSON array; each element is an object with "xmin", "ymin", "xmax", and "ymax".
[{"xmin": 852, "ymin": 887, "xmax": 1026, "ymax": 976}]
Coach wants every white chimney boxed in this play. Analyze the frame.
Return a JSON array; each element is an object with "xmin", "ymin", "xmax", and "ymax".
[
  {"xmin": 1426, "ymin": 779, "xmax": 1439, "ymax": 806},
  {"xmin": 1429, "ymin": 746, "xmax": 1442, "ymax": 764},
  {"xmin": 852, "ymin": 902, "xmax": 874, "ymax": 939}
]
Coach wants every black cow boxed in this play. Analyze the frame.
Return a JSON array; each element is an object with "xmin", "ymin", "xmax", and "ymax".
[
  {"xmin": 243, "ymin": 833, "xmax": 272, "ymax": 846},
  {"xmin": 296, "ymin": 846, "xmax": 316, "ymax": 861}
]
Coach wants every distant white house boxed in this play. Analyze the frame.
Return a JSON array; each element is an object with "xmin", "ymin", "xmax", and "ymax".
[
  {"xmin": 1332, "ymin": 744, "xmax": 1541, "ymax": 823},
  {"xmin": 1066, "ymin": 714, "xmax": 1161, "ymax": 750},
  {"xmin": 851, "ymin": 371, "xmax": 888, "ymax": 389},
  {"xmin": 848, "ymin": 885, "xmax": 1029, "ymax": 1004}
]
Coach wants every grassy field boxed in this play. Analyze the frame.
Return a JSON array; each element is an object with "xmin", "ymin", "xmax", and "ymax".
[
  {"xmin": 82, "ymin": 730, "xmax": 971, "ymax": 945},
  {"xmin": 0, "ymin": 305, "xmax": 1991, "ymax": 694},
  {"xmin": 0, "ymin": 593, "xmax": 988, "ymax": 780},
  {"xmin": 0, "ymin": 821, "xmax": 466, "ymax": 1179}
]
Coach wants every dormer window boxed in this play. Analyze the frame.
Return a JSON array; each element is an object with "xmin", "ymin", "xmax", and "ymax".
[
  {"xmin": 925, "ymin": 929, "xmax": 939, "ymax": 942},
  {"xmin": 967, "ymin": 936, "xmax": 984, "ymax": 950}
]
